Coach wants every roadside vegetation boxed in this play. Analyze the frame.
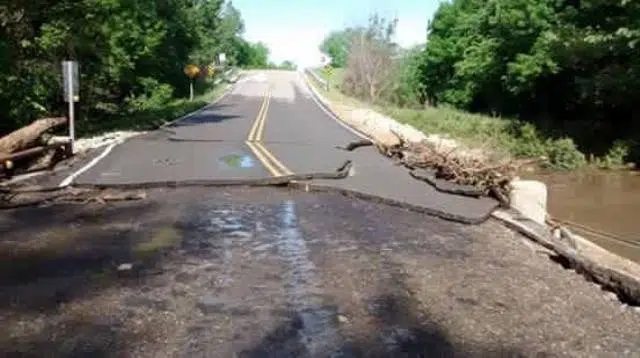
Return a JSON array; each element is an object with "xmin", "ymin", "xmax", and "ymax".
[
  {"xmin": 0, "ymin": 0, "xmax": 295, "ymax": 138},
  {"xmin": 318, "ymin": 1, "xmax": 639, "ymax": 170}
]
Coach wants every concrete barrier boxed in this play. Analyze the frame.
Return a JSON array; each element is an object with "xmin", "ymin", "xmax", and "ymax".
[
  {"xmin": 509, "ymin": 180, "xmax": 548, "ymax": 224},
  {"xmin": 305, "ymin": 68, "xmax": 328, "ymax": 90}
]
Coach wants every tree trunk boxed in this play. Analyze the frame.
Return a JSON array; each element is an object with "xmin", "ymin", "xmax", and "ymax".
[{"xmin": 0, "ymin": 117, "xmax": 67, "ymax": 154}]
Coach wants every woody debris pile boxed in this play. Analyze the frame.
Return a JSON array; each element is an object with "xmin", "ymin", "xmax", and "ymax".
[
  {"xmin": 0, "ymin": 117, "xmax": 71, "ymax": 178},
  {"xmin": 375, "ymin": 133, "xmax": 523, "ymax": 207}
]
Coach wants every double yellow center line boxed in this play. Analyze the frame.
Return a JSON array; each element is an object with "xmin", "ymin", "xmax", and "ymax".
[{"xmin": 246, "ymin": 87, "xmax": 293, "ymax": 177}]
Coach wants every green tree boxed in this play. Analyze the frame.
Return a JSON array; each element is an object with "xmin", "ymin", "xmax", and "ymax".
[
  {"xmin": 319, "ymin": 29, "xmax": 355, "ymax": 67},
  {"xmin": 0, "ymin": 0, "xmax": 262, "ymax": 136},
  {"xmin": 420, "ymin": 0, "xmax": 640, "ymax": 159},
  {"xmin": 246, "ymin": 42, "xmax": 269, "ymax": 68},
  {"xmin": 279, "ymin": 60, "xmax": 297, "ymax": 70}
]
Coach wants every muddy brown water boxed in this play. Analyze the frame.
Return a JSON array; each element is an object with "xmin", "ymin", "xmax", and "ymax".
[
  {"xmin": 0, "ymin": 187, "xmax": 638, "ymax": 357},
  {"xmin": 524, "ymin": 169, "xmax": 640, "ymax": 263}
]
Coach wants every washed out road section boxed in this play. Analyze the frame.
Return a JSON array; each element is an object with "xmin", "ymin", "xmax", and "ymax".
[
  {"xmin": 71, "ymin": 70, "xmax": 499, "ymax": 223},
  {"xmin": 0, "ymin": 187, "xmax": 637, "ymax": 357},
  {"xmin": 74, "ymin": 80, "xmax": 273, "ymax": 185},
  {"xmin": 258, "ymin": 71, "xmax": 500, "ymax": 223}
]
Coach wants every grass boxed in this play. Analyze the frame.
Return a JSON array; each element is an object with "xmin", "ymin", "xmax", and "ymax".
[
  {"xmin": 312, "ymin": 67, "xmax": 345, "ymax": 91},
  {"xmin": 382, "ymin": 106, "xmax": 516, "ymax": 156},
  {"xmin": 77, "ymin": 82, "xmax": 231, "ymax": 138},
  {"xmin": 305, "ymin": 68, "xmax": 595, "ymax": 169}
]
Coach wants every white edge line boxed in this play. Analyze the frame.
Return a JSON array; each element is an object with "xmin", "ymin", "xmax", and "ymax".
[
  {"xmin": 57, "ymin": 79, "xmax": 243, "ymax": 188},
  {"xmin": 297, "ymin": 70, "xmax": 371, "ymax": 141},
  {"xmin": 58, "ymin": 140, "xmax": 121, "ymax": 187}
]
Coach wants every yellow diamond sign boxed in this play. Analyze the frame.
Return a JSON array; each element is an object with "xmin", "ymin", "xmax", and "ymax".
[{"xmin": 184, "ymin": 64, "xmax": 200, "ymax": 79}]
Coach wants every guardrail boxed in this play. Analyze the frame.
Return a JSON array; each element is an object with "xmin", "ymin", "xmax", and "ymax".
[
  {"xmin": 212, "ymin": 67, "xmax": 240, "ymax": 85},
  {"xmin": 305, "ymin": 68, "xmax": 329, "ymax": 91},
  {"xmin": 225, "ymin": 67, "xmax": 240, "ymax": 83}
]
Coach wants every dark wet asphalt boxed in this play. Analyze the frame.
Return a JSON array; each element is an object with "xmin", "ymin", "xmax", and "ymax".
[
  {"xmin": 1, "ymin": 187, "xmax": 638, "ymax": 357},
  {"xmin": 73, "ymin": 70, "xmax": 498, "ymax": 223}
]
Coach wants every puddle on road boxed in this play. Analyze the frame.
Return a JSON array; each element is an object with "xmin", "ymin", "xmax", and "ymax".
[{"xmin": 219, "ymin": 153, "xmax": 255, "ymax": 169}]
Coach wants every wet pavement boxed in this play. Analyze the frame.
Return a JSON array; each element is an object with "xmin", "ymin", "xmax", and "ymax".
[{"xmin": 1, "ymin": 187, "xmax": 638, "ymax": 357}]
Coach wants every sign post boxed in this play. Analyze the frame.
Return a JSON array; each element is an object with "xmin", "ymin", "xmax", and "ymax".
[
  {"xmin": 183, "ymin": 64, "xmax": 200, "ymax": 101},
  {"xmin": 62, "ymin": 60, "xmax": 79, "ymax": 152},
  {"xmin": 324, "ymin": 64, "xmax": 333, "ymax": 91}
]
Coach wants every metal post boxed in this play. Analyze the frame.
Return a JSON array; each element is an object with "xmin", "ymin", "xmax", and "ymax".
[
  {"xmin": 67, "ymin": 61, "xmax": 75, "ymax": 152},
  {"xmin": 190, "ymin": 80, "xmax": 194, "ymax": 101}
]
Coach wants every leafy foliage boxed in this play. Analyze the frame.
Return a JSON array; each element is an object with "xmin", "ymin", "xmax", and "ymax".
[
  {"xmin": 0, "ymin": 0, "xmax": 273, "ymax": 136},
  {"xmin": 420, "ymin": 0, "xmax": 640, "ymax": 162},
  {"xmin": 341, "ymin": 14, "xmax": 400, "ymax": 102},
  {"xmin": 321, "ymin": 1, "xmax": 640, "ymax": 167},
  {"xmin": 319, "ymin": 29, "xmax": 359, "ymax": 67}
]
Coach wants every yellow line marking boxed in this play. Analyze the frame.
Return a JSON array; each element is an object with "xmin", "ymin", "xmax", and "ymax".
[
  {"xmin": 246, "ymin": 141, "xmax": 281, "ymax": 176},
  {"xmin": 247, "ymin": 88, "xmax": 269, "ymax": 141},
  {"xmin": 254, "ymin": 142, "xmax": 293, "ymax": 175},
  {"xmin": 255, "ymin": 89, "xmax": 271, "ymax": 141},
  {"xmin": 244, "ymin": 84, "xmax": 294, "ymax": 177}
]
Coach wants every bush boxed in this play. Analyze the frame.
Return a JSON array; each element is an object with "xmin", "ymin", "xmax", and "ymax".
[
  {"xmin": 126, "ymin": 78, "xmax": 175, "ymax": 112},
  {"xmin": 510, "ymin": 122, "xmax": 547, "ymax": 158},
  {"xmin": 595, "ymin": 140, "xmax": 632, "ymax": 169},
  {"xmin": 544, "ymin": 138, "xmax": 586, "ymax": 170}
]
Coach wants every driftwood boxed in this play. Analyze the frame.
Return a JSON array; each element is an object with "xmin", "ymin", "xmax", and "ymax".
[
  {"xmin": 409, "ymin": 168, "xmax": 484, "ymax": 197},
  {"xmin": 376, "ymin": 134, "xmax": 520, "ymax": 205},
  {"xmin": 0, "ymin": 117, "xmax": 67, "ymax": 155},
  {"xmin": 494, "ymin": 210, "xmax": 640, "ymax": 306},
  {"xmin": 335, "ymin": 139, "xmax": 374, "ymax": 151},
  {"xmin": 0, "ymin": 186, "xmax": 147, "ymax": 209}
]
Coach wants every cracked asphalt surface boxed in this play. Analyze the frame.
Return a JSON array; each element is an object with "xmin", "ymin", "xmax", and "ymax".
[
  {"xmin": 73, "ymin": 70, "xmax": 498, "ymax": 223},
  {"xmin": 1, "ymin": 187, "xmax": 639, "ymax": 357},
  {"xmin": 1, "ymin": 71, "xmax": 638, "ymax": 357}
]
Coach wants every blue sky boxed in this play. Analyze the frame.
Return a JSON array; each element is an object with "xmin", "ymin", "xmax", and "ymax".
[{"xmin": 231, "ymin": 0, "xmax": 440, "ymax": 68}]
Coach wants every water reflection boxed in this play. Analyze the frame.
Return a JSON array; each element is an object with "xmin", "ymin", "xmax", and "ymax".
[{"xmin": 219, "ymin": 153, "xmax": 255, "ymax": 169}]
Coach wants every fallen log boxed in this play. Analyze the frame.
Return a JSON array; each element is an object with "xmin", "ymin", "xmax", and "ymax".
[
  {"xmin": 494, "ymin": 210, "xmax": 640, "ymax": 306},
  {"xmin": 0, "ymin": 117, "xmax": 67, "ymax": 154},
  {"xmin": 0, "ymin": 141, "xmax": 71, "ymax": 175}
]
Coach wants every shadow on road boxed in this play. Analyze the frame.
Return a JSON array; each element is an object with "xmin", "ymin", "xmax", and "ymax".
[
  {"xmin": 3, "ymin": 316, "xmax": 136, "ymax": 358},
  {"xmin": 0, "ymin": 201, "xmax": 177, "ymax": 313},
  {"xmin": 238, "ymin": 262, "xmax": 527, "ymax": 358},
  {"xmin": 165, "ymin": 102, "xmax": 239, "ymax": 128}
]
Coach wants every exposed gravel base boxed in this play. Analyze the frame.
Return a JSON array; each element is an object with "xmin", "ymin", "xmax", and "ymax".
[
  {"xmin": 72, "ymin": 131, "xmax": 145, "ymax": 153},
  {"xmin": 0, "ymin": 187, "xmax": 638, "ymax": 357}
]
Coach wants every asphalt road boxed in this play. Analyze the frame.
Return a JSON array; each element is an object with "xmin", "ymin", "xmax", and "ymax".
[
  {"xmin": 2, "ymin": 72, "xmax": 639, "ymax": 356},
  {"xmin": 1, "ymin": 187, "xmax": 639, "ymax": 357},
  {"xmin": 73, "ymin": 70, "xmax": 498, "ymax": 223}
]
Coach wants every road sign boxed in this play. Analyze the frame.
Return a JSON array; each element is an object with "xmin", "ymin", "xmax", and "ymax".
[
  {"xmin": 61, "ymin": 60, "xmax": 79, "ymax": 151},
  {"xmin": 62, "ymin": 61, "xmax": 79, "ymax": 102},
  {"xmin": 184, "ymin": 64, "xmax": 200, "ymax": 101},
  {"xmin": 184, "ymin": 64, "xmax": 200, "ymax": 79},
  {"xmin": 324, "ymin": 64, "xmax": 334, "ymax": 77},
  {"xmin": 218, "ymin": 53, "xmax": 227, "ymax": 64}
]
